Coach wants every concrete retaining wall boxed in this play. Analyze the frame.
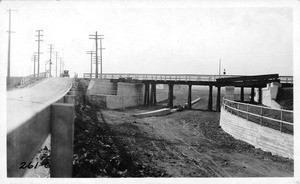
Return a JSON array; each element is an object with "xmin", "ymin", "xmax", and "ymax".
[
  {"xmin": 225, "ymin": 86, "xmax": 235, "ymax": 100},
  {"xmin": 102, "ymin": 82, "xmax": 144, "ymax": 109},
  {"xmin": 220, "ymin": 106, "xmax": 293, "ymax": 159},
  {"xmin": 87, "ymin": 79, "xmax": 117, "ymax": 95},
  {"xmin": 87, "ymin": 80, "xmax": 144, "ymax": 109},
  {"xmin": 254, "ymin": 83, "xmax": 281, "ymax": 109}
]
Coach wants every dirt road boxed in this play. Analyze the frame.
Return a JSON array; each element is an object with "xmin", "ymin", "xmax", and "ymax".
[
  {"xmin": 99, "ymin": 109, "xmax": 293, "ymax": 177},
  {"xmin": 73, "ymin": 80, "xmax": 293, "ymax": 177}
]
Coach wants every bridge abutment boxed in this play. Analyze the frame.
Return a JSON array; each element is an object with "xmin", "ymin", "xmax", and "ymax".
[{"xmin": 224, "ymin": 86, "xmax": 235, "ymax": 100}]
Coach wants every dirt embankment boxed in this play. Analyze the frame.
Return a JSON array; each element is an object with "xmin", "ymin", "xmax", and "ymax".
[
  {"xmin": 73, "ymin": 80, "xmax": 293, "ymax": 177},
  {"xmin": 73, "ymin": 80, "xmax": 167, "ymax": 177}
]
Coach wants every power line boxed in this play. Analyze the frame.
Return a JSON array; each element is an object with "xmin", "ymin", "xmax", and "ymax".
[{"xmin": 35, "ymin": 30, "xmax": 43, "ymax": 74}]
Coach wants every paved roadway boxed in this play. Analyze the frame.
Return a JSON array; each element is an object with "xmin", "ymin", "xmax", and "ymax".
[{"xmin": 7, "ymin": 78, "xmax": 73, "ymax": 133}]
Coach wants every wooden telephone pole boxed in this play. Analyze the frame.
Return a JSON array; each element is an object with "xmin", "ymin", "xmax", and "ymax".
[
  {"xmin": 55, "ymin": 52, "xmax": 59, "ymax": 77},
  {"xmin": 35, "ymin": 30, "xmax": 43, "ymax": 74},
  {"xmin": 218, "ymin": 58, "xmax": 221, "ymax": 79},
  {"xmin": 99, "ymin": 38, "xmax": 105, "ymax": 79},
  {"xmin": 89, "ymin": 32, "xmax": 103, "ymax": 78},
  {"xmin": 59, "ymin": 58, "xmax": 63, "ymax": 76},
  {"xmin": 87, "ymin": 51, "xmax": 94, "ymax": 79},
  {"xmin": 48, "ymin": 44, "xmax": 54, "ymax": 77},
  {"xmin": 31, "ymin": 54, "xmax": 37, "ymax": 75},
  {"xmin": 7, "ymin": 9, "xmax": 17, "ymax": 84}
]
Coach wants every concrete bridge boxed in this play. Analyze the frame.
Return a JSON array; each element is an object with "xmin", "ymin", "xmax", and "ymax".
[
  {"xmin": 7, "ymin": 77, "xmax": 76, "ymax": 177},
  {"xmin": 84, "ymin": 73, "xmax": 293, "ymax": 112},
  {"xmin": 6, "ymin": 72, "xmax": 293, "ymax": 177}
]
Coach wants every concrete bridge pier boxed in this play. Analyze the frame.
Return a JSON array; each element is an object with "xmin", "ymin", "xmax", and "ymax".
[
  {"xmin": 208, "ymin": 85, "xmax": 213, "ymax": 111},
  {"xmin": 187, "ymin": 84, "xmax": 192, "ymax": 109},
  {"xmin": 168, "ymin": 83, "xmax": 174, "ymax": 107},
  {"xmin": 240, "ymin": 87, "xmax": 244, "ymax": 102},
  {"xmin": 251, "ymin": 87, "xmax": 255, "ymax": 103},
  {"xmin": 150, "ymin": 83, "xmax": 157, "ymax": 106},
  {"xmin": 144, "ymin": 83, "xmax": 150, "ymax": 105},
  {"xmin": 258, "ymin": 87, "xmax": 262, "ymax": 104},
  {"xmin": 216, "ymin": 86, "xmax": 221, "ymax": 112}
]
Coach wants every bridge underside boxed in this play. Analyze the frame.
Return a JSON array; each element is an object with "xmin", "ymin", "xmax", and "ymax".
[
  {"xmin": 114, "ymin": 74, "xmax": 281, "ymax": 112},
  {"xmin": 85, "ymin": 73, "xmax": 288, "ymax": 112}
]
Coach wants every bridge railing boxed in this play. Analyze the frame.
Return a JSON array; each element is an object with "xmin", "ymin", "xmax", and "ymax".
[
  {"xmin": 21, "ymin": 72, "xmax": 49, "ymax": 86},
  {"xmin": 222, "ymin": 98, "xmax": 293, "ymax": 134},
  {"xmin": 7, "ymin": 79, "xmax": 76, "ymax": 177},
  {"xmin": 83, "ymin": 73, "xmax": 239, "ymax": 81},
  {"xmin": 279, "ymin": 76, "xmax": 293, "ymax": 84}
]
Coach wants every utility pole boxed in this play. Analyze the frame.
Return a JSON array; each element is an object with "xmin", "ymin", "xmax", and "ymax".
[
  {"xmin": 48, "ymin": 44, "xmax": 54, "ymax": 77},
  {"xmin": 87, "ymin": 51, "xmax": 94, "ymax": 79},
  {"xmin": 218, "ymin": 58, "xmax": 221, "ymax": 79},
  {"xmin": 7, "ymin": 9, "xmax": 17, "ymax": 85},
  {"xmin": 89, "ymin": 31, "xmax": 103, "ymax": 78},
  {"xmin": 55, "ymin": 52, "xmax": 58, "ymax": 77},
  {"xmin": 31, "ymin": 54, "xmax": 37, "ymax": 76},
  {"xmin": 35, "ymin": 30, "xmax": 43, "ymax": 74},
  {"xmin": 59, "ymin": 58, "xmax": 62, "ymax": 77},
  {"xmin": 61, "ymin": 58, "xmax": 65, "ymax": 72},
  {"xmin": 99, "ymin": 38, "xmax": 105, "ymax": 79},
  {"xmin": 44, "ymin": 60, "xmax": 47, "ymax": 73}
]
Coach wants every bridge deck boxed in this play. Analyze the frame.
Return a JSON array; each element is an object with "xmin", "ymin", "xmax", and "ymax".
[
  {"xmin": 83, "ymin": 73, "xmax": 293, "ymax": 85},
  {"xmin": 7, "ymin": 78, "xmax": 73, "ymax": 133}
]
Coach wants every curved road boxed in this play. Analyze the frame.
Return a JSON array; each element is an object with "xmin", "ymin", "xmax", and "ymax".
[{"xmin": 7, "ymin": 77, "xmax": 73, "ymax": 133}]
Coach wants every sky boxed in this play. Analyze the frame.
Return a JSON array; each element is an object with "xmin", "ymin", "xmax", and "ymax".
[{"xmin": 0, "ymin": 0, "xmax": 295, "ymax": 78}]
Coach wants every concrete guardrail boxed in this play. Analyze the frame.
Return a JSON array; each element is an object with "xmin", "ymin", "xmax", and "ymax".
[
  {"xmin": 7, "ymin": 80, "xmax": 77, "ymax": 177},
  {"xmin": 20, "ymin": 72, "xmax": 49, "ymax": 86}
]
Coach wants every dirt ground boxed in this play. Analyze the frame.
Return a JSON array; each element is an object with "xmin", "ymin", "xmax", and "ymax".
[
  {"xmin": 99, "ymin": 109, "xmax": 293, "ymax": 177},
  {"xmin": 72, "ymin": 81, "xmax": 293, "ymax": 177}
]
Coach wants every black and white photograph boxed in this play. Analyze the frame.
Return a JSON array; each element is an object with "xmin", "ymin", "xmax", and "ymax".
[{"xmin": 0, "ymin": 0, "xmax": 299, "ymax": 183}]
